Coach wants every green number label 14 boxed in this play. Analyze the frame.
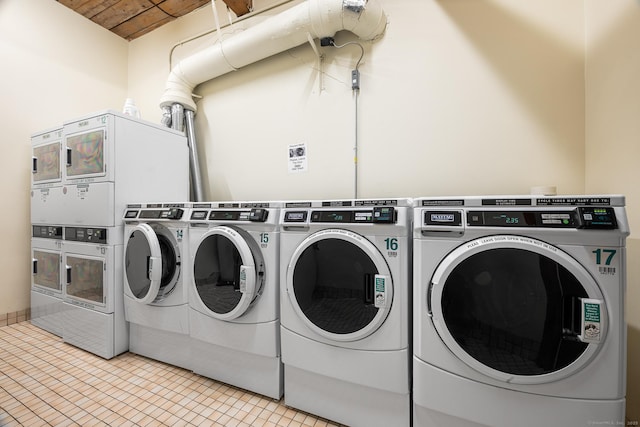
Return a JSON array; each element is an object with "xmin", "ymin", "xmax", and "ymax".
[{"xmin": 593, "ymin": 249, "xmax": 616, "ymax": 265}]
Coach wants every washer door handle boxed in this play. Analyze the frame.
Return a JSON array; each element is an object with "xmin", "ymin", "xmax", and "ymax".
[
  {"xmin": 364, "ymin": 273, "xmax": 374, "ymax": 305},
  {"xmin": 239, "ymin": 265, "xmax": 255, "ymax": 296},
  {"xmin": 147, "ymin": 256, "xmax": 161, "ymax": 282}
]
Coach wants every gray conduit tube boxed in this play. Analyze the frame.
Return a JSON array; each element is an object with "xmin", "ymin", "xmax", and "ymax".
[{"xmin": 184, "ymin": 109, "xmax": 205, "ymax": 202}]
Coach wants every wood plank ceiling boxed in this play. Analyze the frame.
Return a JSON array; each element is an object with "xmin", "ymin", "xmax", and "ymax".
[{"xmin": 57, "ymin": 0, "xmax": 253, "ymax": 41}]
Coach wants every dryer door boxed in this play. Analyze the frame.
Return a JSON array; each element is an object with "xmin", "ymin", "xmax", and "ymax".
[
  {"xmin": 125, "ymin": 224, "xmax": 179, "ymax": 304},
  {"xmin": 286, "ymin": 229, "xmax": 393, "ymax": 342},
  {"xmin": 65, "ymin": 129, "xmax": 106, "ymax": 180},
  {"xmin": 192, "ymin": 226, "xmax": 263, "ymax": 321},
  {"xmin": 429, "ymin": 235, "xmax": 607, "ymax": 385},
  {"xmin": 32, "ymin": 141, "xmax": 62, "ymax": 185}
]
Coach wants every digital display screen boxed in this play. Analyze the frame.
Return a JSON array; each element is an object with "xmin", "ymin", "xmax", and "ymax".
[
  {"xmin": 209, "ymin": 211, "xmax": 240, "ymax": 221},
  {"xmin": 468, "ymin": 210, "xmax": 578, "ymax": 228},
  {"xmin": 139, "ymin": 210, "xmax": 162, "ymax": 219},
  {"xmin": 311, "ymin": 211, "xmax": 354, "ymax": 223},
  {"xmin": 484, "ymin": 212, "xmax": 532, "ymax": 226}
]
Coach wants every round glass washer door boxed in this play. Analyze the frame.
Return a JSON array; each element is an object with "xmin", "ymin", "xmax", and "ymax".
[
  {"xmin": 286, "ymin": 229, "xmax": 393, "ymax": 342},
  {"xmin": 192, "ymin": 226, "xmax": 263, "ymax": 321},
  {"xmin": 429, "ymin": 235, "xmax": 607, "ymax": 385},
  {"xmin": 124, "ymin": 223, "xmax": 180, "ymax": 305}
]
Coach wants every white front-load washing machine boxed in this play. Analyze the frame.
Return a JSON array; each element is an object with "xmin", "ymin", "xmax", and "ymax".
[
  {"xmin": 123, "ymin": 203, "xmax": 192, "ymax": 369},
  {"xmin": 280, "ymin": 198, "xmax": 412, "ymax": 427},
  {"xmin": 413, "ymin": 195, "xmax": 629, "ymax": 427},
  {"xmin": 188, "ymin": 201, "xmax": 282, "ymax": 399}
]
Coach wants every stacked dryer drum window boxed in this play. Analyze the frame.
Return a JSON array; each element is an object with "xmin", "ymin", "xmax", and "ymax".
[
  {"xmin": 188, "ymin": 201, "xmax": 283, "ymax": 399},
  {"xmin": 412, "ymin": 195, "xmax": 629, "ymax": 427},
  {"xmin": 279, "ymin": 198, "xmax": 412, "ymax": 427},
  {"xmin": 29, "ymin": 110, "xmax": 189, "ymax": 359}
]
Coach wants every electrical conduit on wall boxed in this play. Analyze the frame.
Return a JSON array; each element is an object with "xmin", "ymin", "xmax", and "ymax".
[{"xmin": 159, "ymin": 0, "xmax": 387, "ymax": 201}]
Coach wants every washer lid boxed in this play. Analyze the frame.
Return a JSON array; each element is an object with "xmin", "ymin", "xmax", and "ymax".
[
  {"xmin": 429, "ymin": 235, "xmax": 607, "ymax": 384},
  {"xmin": 125, "ymin": 223, "xmax": 165, "ymax": 305},
  {"xmin": 192, "ymin": 226, "xmax": 262, "ymax": 321},
  {"xmin": 286, "ymin": 229, "xmax": 393, "ymax": 342}
]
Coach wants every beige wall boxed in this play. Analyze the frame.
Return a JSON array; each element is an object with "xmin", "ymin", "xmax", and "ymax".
[
  {"xmin": 129, "ymin": 0, "xmax": 586, "ymax": 200},
  {"xmin": 585, "ymin": 0, "xmax": 640, "ymax": 421},
  {"xmin": 0, "ymin": 0, "xmax": 128, "ymax": 315}
]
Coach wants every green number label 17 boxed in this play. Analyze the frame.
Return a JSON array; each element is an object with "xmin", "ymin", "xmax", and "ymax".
[{"xmin": 593, "ymin": 248, "xmax": 616, "ymax": 266}]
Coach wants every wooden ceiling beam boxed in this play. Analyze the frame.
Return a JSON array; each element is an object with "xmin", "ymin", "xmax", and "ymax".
[{"xmin": 221, "ymin": 0, "xmax": 252, "ymax": 17}]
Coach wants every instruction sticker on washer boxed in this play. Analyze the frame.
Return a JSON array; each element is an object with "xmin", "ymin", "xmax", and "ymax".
[
  {"xmin": 374, "ymin": 275, "xmax": 387, "ymax": 308},
  {"xmin": 580, "ymin": 299, "xmax": 602, "ymax": 343},
  {"xmin": 239, "ymin": 266, "xmax": 248, "ymax": 293},
  {"xmin": 288, "ymin": 142, "xmax": 307, "ymax": 173},
  {"xmin": 77, "ymin": 184, "xmax": 90, "ymax": 199}
]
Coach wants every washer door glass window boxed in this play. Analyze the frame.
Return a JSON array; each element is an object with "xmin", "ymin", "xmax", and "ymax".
[
  {"xmin": 429, "ymin": 235, "xmax": 607, "ymax": 384},
  {"xmin": 193, "ymin": 227, "xmax": 262, "ymax": 321},
  {"xmin": 125, "ymin": 224, "xmax": 179, "ymax": 304},
  {"xmin": 288, "ymin": 229, "xmax": 393, "ymax": 342}
]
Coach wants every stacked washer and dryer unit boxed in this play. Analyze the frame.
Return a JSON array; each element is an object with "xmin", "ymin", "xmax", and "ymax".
[
  {"xmin": 30, "ymin": 110, "xmax": 188, "ymax": 359},
  {"xmin": 412, "ymin": 195, "xmax": 629, "ymax": 427},
  {"xmin": 31, "ymin": 128, "xmax": 65, "ymax": 337}
]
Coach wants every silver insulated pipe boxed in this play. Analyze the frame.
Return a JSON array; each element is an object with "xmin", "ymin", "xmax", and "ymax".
[{"xmin": 184, "ymin": 109, "xmax": 205, "ymax": 202}]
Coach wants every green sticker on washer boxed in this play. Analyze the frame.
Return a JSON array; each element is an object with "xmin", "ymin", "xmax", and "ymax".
[
  {"xmin": 375, "ymin": 277, "xmax": 385, "ymax": 292},
  {"xmin": 584, "ymin": 302, "xmax": 600, "ymax": 322}
]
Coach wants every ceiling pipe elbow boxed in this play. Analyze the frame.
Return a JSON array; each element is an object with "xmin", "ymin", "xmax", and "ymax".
[{"xmin": 159, "ymin": 0, "xmax": 387, "ymax": 114}]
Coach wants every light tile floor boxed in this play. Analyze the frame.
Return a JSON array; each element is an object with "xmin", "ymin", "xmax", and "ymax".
[{"xmin": 0, "ymin": 322, "xmax": 343, "ymax": 427}]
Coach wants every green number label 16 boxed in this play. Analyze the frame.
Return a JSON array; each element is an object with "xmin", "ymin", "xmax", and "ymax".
[{"xmin": 385, "ymin": 238, "xmax": 398, "ymax": 251}]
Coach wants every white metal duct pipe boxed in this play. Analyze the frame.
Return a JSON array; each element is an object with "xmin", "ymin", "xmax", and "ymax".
[{"xmin": 159, "ymin": 0, "xmax": 387, "ymax": 112}]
